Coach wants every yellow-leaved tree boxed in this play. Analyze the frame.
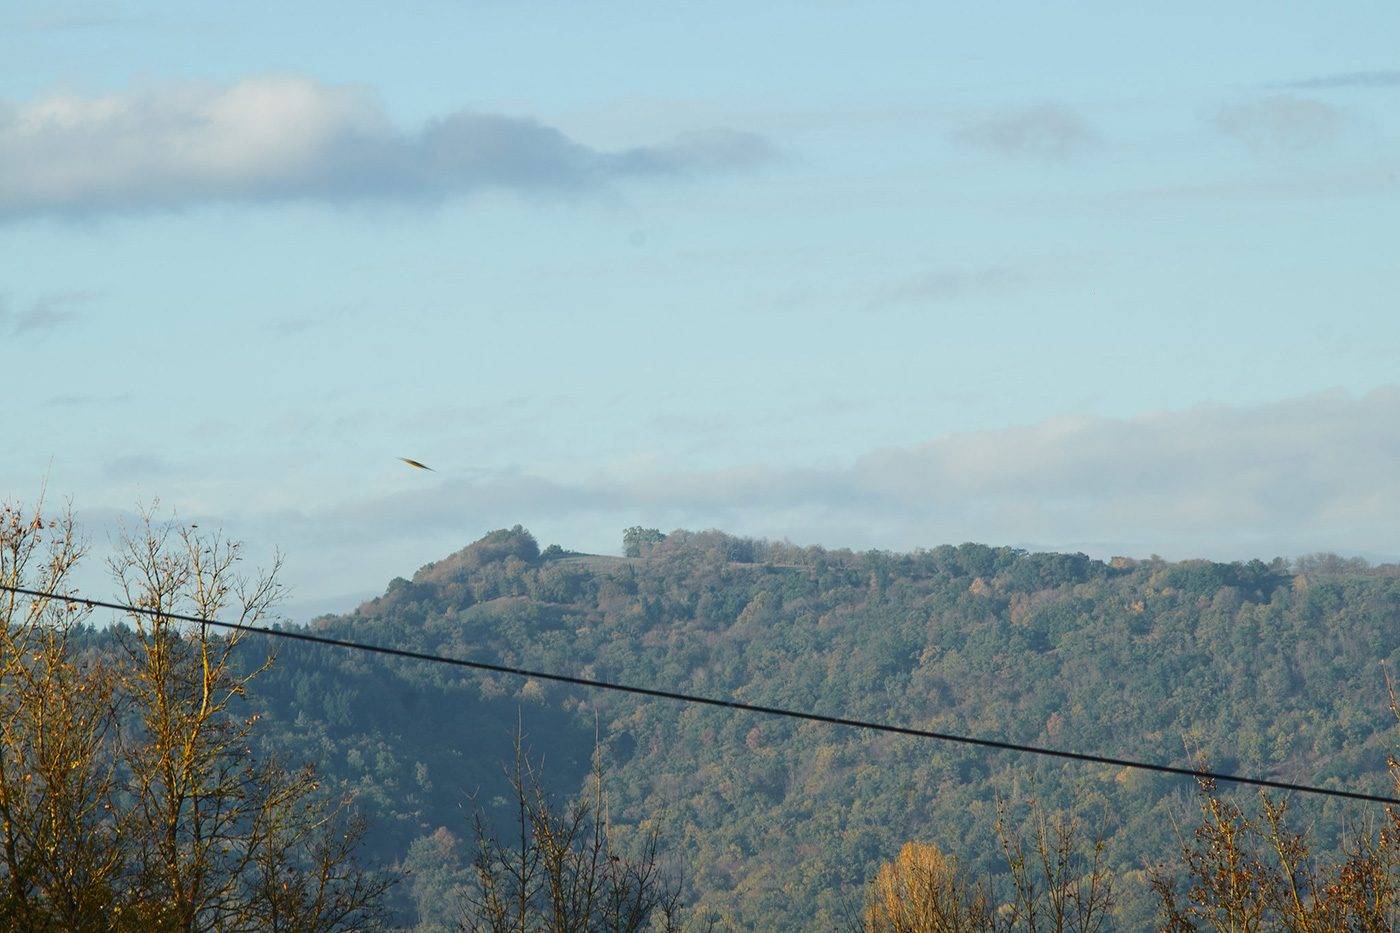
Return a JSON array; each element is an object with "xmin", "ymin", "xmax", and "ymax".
[
  {"xmin": 0, "ymin": 499, "xmax": 389, "ymax": 930},
  {"xmin": 864, "ymin": 841, "xmax": 992, "ymax": 933},
  {"xmin": 860, "ymin": 804, "xmax": 1115, "ymax": 933}
]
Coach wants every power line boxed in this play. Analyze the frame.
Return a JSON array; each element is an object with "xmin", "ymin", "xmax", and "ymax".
[{"xmin": 5, "ymin": 583, "xmax": 1397, "ymax": 807}]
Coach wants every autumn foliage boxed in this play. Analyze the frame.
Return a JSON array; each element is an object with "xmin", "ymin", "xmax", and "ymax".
[{"xmin": 0, "ymin": 501, "xmax": 387, "ymax": 930}]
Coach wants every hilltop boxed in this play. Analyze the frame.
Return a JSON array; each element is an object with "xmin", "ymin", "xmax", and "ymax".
[{"xmin": 244, "ymin": 527, "xmax": 1400, "ymax": 928}]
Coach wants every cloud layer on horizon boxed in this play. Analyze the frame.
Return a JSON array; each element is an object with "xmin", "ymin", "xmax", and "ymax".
[
  {"xmin": 289, "ymin": 388, "xmax": 1400, "ymax": 563},
  {"xmin": 0, "ymin": 76, "xmax": 775, "ymax": 220}
]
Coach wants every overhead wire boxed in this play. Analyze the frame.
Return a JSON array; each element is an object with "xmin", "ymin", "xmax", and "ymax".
[{"xmin": 3, "ymin": 582, "xmax": 1396, "ymax": 807}]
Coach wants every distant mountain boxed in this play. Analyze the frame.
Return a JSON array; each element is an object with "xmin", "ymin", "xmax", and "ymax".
[{"xmin": 244, "ymin": 527, "xmax": 1400, "ymax": 929}]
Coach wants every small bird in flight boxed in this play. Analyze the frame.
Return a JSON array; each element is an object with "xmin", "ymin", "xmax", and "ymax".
[{"xmin": 398, "ymin": 457, "xmax": 434, "ymax": 472}]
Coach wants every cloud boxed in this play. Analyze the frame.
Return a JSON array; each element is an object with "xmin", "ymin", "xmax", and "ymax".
[
  {"xmin": 12, "ymin": 3, "xmax": 148, "ymax": 31},
  {"xmin": 773, "ymin": 264, "xmax": 1031, "ymax": 314},
  {"xmin": 1279, "ymin": 70, "xmax": 1400, "ymax": 90},
  {"xmin": 44, "ymin": 392, "xmax": 131, "ymax": 407},
  {"xmin": 0, "ymin": 76, "xmax": 776, "ymax": 220},
  {"xmin": 51, "ymin": 390, "xmax": 1397, "ymax": 608},
  {"xmin": 603, "ymin": 128, "xmax": 777, "ymax": 176},
  {"xmin": 1118, "ymin": 166, "xmax": 1400, "ymax": 204},
  {"xmin": 951, "ymin": 104, "xmax": 1098, "ymax": 161},
  {"xmin": 267, "ymin": 316, "xmax": 324, "ymax": 336},
  {"xmin": 283, "ymin": 388, "xmax": 1400, "ymax": 563},
  {"xmin": 102, "ymin": 454, "xmax": 179, "ymax": 481},
  {"xmin": 1, "ymin": 290, "xmax": 94, "ymax": 336},
  {"xmin": 864, "ymin": 265, "xmax": 1026, "ymax": 310},
  {"xmin": 1208, "ymin": 96, "xmax": 1351, "ymax": 154}
]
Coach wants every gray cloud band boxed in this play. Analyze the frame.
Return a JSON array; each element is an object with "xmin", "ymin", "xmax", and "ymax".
[{"xmin": 281, "ymin": 388, "xmax": 1399, "ymax": 560}]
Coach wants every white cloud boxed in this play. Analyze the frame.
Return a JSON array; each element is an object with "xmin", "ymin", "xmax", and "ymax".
[{"xmin": 0, "ymin": 76, "xmax": 775, "ymax": 220}]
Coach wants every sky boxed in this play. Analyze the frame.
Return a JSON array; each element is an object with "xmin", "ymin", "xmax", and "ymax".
[{"xmin": 3, "ymin": 1, "xmax": 1398, "ymax": 617}]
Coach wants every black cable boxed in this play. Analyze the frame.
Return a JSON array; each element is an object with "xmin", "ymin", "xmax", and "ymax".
[{"xmin": 5, "ymin": 583, "xmax": 1397, "ymax": 806}]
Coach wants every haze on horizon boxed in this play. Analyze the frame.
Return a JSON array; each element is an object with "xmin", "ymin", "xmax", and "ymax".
[{"xmin": 3, "ymin": 1, "xmax": 1398, "ymax": 615}]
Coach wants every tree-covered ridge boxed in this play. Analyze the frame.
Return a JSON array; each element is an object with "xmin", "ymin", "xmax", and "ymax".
[{"xmin": 249, "ymin": 527, "xmax": 1400, "ymax": 929}]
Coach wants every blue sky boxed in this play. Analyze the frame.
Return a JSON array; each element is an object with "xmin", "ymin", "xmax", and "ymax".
[{"xmin": 3, "ymin": 1, "xmax": 1399, "ymax": 615}]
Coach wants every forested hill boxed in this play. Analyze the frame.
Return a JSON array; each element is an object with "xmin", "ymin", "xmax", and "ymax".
[{"xmin": 246, "ymin": 527, "xmax": 1400, "ymax": 929}]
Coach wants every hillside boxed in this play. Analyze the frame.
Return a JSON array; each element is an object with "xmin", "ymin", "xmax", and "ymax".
[{"xmin": 244, "ymin": 527, "xmax": 1400, "ymax": 929}]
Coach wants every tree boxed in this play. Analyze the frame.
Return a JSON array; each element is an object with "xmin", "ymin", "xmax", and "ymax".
[
  {"xmin": 1151, "ymin": 782, "xmax": 1396, "ymax": 931},
  {"xmin": 0, "ymin": 501, "xmax": 122, "ymax": 928},
  {"xmin": 994, "ymin": 805, "xmax": 1115, "ymax": 932},
  {"xmin": 860, "ymin": 803, "xmax": 1115, "ymax": 933},
  {"xmin": 0, "ymin": 499, "xmax": 389, "ymax": 930},
  {"xmin": 460, "ymin": 738, "xmax": 684, "ymax": 932},
  {"xmin": 622, "ymin": 528, "xmax": 665, "ymax": 559},
  {"xmin": 402, "ymin": 827, "xmax": 472, "ymax": 932},
  {"xmin": 863, "ymin": 842, "xmax": 992, "ymax": 932},
  {"xmin": 1152, "ymin": 691, "xmax": 1400, "ymax": 933}
]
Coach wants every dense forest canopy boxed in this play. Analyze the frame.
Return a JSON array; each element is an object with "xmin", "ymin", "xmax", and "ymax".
[{"xmin": 158, "ymin": 527, "xmax": 1399, "ymax": 928}]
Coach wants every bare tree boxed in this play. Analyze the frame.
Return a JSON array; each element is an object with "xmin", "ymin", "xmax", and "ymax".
[
  {"xmin": 1150, "ymin": 780, "xmax": 1396, "ymax": 932},
  {"xmin": 994, "ymin": 804, "xmax": 1116, "ymax": 932},
  {"xmin": 460, "ymin": 737, "xmax": 684, "ymax": 933},
  {"xmin": 1151, "ymin": 681, "xmax": 1400, "ymax": 933}
]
